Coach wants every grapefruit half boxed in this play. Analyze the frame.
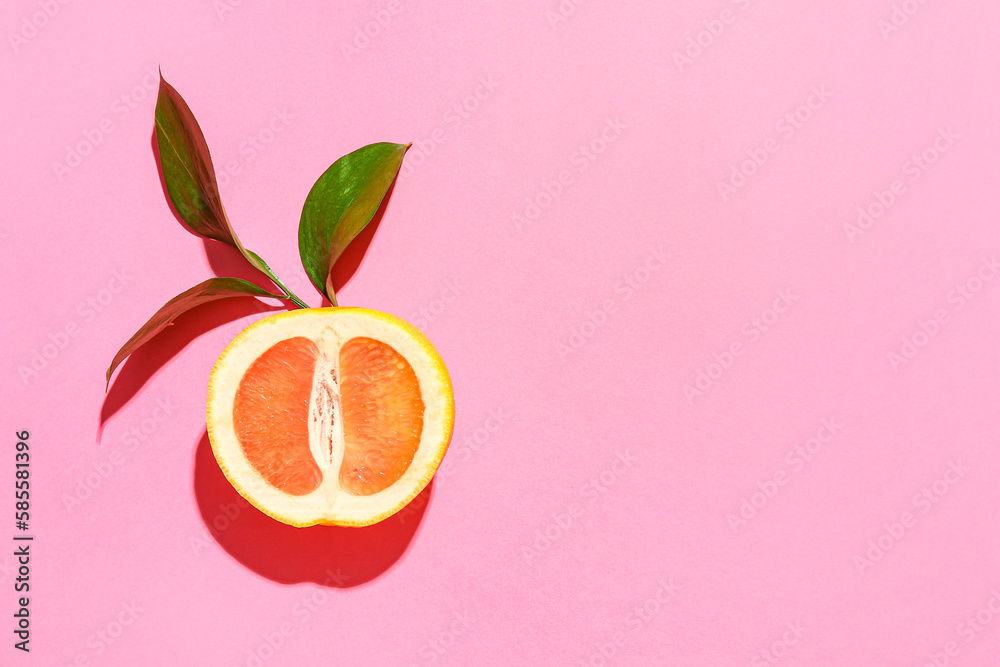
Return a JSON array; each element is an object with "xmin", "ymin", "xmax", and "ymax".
[{"xmin": 206, "ymin": 307, "xmax": 454, "ymax": 527}]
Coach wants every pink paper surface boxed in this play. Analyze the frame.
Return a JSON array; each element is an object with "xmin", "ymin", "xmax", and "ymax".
[{"xmin": 3, "ymin": 1, "xmax": 1000, "ymax": 665}]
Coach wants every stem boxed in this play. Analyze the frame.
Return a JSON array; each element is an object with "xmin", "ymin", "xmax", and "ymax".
[
  {"xmin": 324, "ymin": 276, "xmax": 339, "ymax": 307},
  {"xmin": 272, "ymin": 276, "xmax": 309, "ymax": 309},
  {"xmin": 227, "ymin": 227, "xmax": 310, "ymax": 309},
  {"xmin": 263, "ymin": 269, "xmax": 308, "ymax": 309}
]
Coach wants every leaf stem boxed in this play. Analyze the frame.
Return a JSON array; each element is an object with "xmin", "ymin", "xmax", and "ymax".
[
  {"xmin": 244, "ymin": 249, "xmax": 309, "ymax": 309},
  {"xmin": 270, "ymin": 276, "xmax": 309, "ymax": 309},
  {"xmin": 287, "ymin": 293, "xmax": 309, "ymax": 309}
]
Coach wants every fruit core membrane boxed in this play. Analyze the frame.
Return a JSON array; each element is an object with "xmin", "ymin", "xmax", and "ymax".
[{"xmin": 232, "ymin": 335, "xmax": 425, "ymax": 497}]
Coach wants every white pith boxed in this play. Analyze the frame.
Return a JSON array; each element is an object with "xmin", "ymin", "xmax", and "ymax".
[
  {"xmin": 207, "ymin": 308, "xmax": 454, "ymax": 527},
  {"xmin": 307, "ymin": 330, "xmax": 344, "ymax": 507}
]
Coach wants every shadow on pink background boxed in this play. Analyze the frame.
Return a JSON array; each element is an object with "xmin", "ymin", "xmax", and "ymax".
[{"xmin": 193, "ymin": 432, "xmax": 432, "ymax": 587}]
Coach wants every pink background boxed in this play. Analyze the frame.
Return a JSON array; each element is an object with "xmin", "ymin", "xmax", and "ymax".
[{"xmin": 3, "ymin": 1, "xmax": 1000, "ymax": 665}]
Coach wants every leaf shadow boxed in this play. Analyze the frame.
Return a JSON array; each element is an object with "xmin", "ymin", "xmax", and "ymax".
[
  {"xmin": 202, "ymin": 238, "xmax": 284, "ymax": 285},
  {"xmin": 151, "ymin": 127, "xmax": 283, "ymax": 286},
  {"xmin": 99, "ymin": 297, "xmax": 285, "ymax": 436},
  {"xmin": 328, "ymin": 179, "xmax": 398, "ymax": 297},
  {"xmin": 192, "ymin": 431, "xmax": 432, "ymax": 586},
  {"xmin": 98, "ymin": 131, "xmax": 293, "ymax": 438}
]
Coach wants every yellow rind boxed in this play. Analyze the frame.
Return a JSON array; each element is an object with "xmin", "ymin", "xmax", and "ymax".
[{"xmin": 206, "ymin": 307, "xmax": 454, "ymax": 528}]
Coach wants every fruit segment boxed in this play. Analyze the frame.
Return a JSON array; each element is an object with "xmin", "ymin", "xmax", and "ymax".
[
  {"xmin": 339, "ymin": 337, "xmax": 425, "ymax": 495},
  {"xmin": 233, "ymin": 337, "xmax": 323, "ymax": 496}
]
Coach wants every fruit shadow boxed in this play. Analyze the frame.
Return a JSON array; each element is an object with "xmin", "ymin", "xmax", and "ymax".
[{"xmin": 193, "ymin": 431, "xmax": 432, "ymax": 587}]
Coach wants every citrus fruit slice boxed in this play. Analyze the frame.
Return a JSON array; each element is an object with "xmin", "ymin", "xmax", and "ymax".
[{"xmin": 206, "ymin": 307, "xmax": 454, "ymax": 527}]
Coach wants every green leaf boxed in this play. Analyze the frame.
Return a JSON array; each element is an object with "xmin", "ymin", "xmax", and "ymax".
[
  {"xmin": 298, "ymin": 142, "xmax": 409, "ymax": 305},
  {"xmin": 154, "ymin": 73, "xmax": 307, "ymax": 308},
  {"xmin": 106, "ymin": 278, "xmax": 286, "ymax": 389}
]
